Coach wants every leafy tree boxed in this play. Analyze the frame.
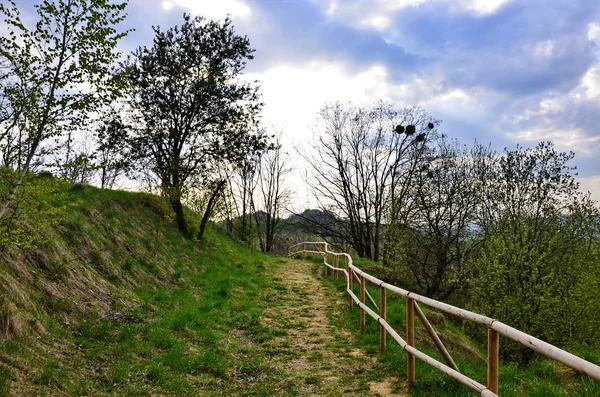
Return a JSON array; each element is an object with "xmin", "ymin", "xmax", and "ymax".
[
  {"xmin": 0, "ymin": 172, "xmax": 67, "ymax": 251},
  {"xmin": 0, "ymin": 75, "xmax": 22, "ymax": 169},
  {"xmin": 0, "ymin": 0, "xmax": 130, "ymax": 219},
  {"xmin": 125, "ymin": 13, "xmax": 267, "ymax": 238},
  {"xmin": 469, "ymin": 142, "xmax": 600, "ymax": 360}
]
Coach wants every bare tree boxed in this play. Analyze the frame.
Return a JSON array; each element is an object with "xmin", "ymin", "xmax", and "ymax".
[
  {"xmin": 253, "ymin": 135, "xmax": 292, "ymax": 253},
  {"xmin": 385, "ymin": 137, "xmax": 493, "ymax": 300},
  {"xmin": 231, "ymin": 156, "xmax": 259, "ymax": 244},
  {"xmin": 300, "ymin": 102, "xmax": 437, "ymax": 261},
  {"xmin": 49, "ymin": 129, "xmax": 97, "ymax": 185},
  {"xmin": 94, "ymin": 114, "xmax": 130, "ymax": 189}
]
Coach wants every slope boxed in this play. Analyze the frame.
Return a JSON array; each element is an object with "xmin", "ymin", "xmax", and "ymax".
[
  {"xmin": 0, "ymin": 183, "xmax": 394, "ymax": 396},
  {"xmin": 0, "ymin": 183, "xmax": 280, "ymax": 395}
]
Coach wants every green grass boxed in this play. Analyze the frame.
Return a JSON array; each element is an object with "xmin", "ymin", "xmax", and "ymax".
[
  {"xmin": 0, "ymin": 365, "xmax": 12, "ymax": 397},
  {"xmin": 0, "ymin": 184, "xmax": 292, "ymax": 396},
  {"xmin": 1, "ymin": 184, "xmax": 599, "ymax": 396},
  {"xmin": 56, "ymin": 245, "xmax": 281, "ymax": 395},
  {"xmin": 320, "ymin": 264, "xmax": 600, "ymax": 396}
]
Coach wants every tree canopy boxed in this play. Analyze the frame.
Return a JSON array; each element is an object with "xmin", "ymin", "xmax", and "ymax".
[{"xmin": 125, "ymin": 13, "xmax": 268, "ymax": 237}]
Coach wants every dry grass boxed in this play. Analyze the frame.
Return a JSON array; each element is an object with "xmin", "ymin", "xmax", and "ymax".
[{"xmin": 0, "ymin": 296, "xmax": 24, "ymax": 339}]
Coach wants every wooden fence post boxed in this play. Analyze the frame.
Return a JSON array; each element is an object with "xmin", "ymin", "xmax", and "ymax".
[
  {"xmin": 413, "ymin": 303, "xmax": 459, "ymax": 371},
  {"xmin": 380, "ymin": 285, "xmax": 386, "ymax": 352},
  {"xmin": 407, "ymin": 297, "xmax": 415, "ymax": 386},
  {"xmin": 325, "ymin": 253, "xmax": 329, "ymax": 277},
  {"xmin": 348, "ymin": 267, "xmax": 353, "ymax": 309},
  {"xmin": 360, "ymin": 275, "xmax": 366, "ymax": 331},
  {"xmin": 488, "ymin": 328, "xmax": 499, "ymax": 394}
]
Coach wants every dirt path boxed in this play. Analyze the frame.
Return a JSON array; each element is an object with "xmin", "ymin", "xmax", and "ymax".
[{"xmin": 261, "ymin": 258, "xmax": 405, "ymax": 397}]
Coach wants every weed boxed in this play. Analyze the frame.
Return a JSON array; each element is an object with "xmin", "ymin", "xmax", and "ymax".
[
  {"xmin": 70, "ymin": 183, "xmax": 85, "ymax": 192},
  {"xmin": 52, "ymin": 260, "xmax": 70, "ymax": 280},
  {"xmin": 138, "ymin": 255, "xmax": 158, "ymax": 274},
  {"xmin": 308, "ymin": 351, "xmax": 324, "ymax": 362},
  {"xmin": 149, "ymin": 329, "xmax": 176, "ymax": 349},
  {"xmin": 77, "ymin": 319, "xmax": 112, "ymax": 344},
  {"xmin": 36, "ymin": 359, "xmax": 58, "ymax": 386},
  {"xmin": 146, "ymin": 362, "xmax": 167, "ymax": 384},
  {"xmin": 304, "ymin": 375, "xmax": 321, "ymax": 385},
  {"xmin": 121, "ymin": 257, "xmax": 135, "ymax": 271},
  {"xmin": 0, "ymin": 365, "xmax": 12, "ymax": 397}
]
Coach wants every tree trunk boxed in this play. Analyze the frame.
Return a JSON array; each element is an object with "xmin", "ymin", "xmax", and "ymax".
[
  {"xmin": 171, "ymin": 199, "xmax": 189, "ymax": 236},
  {"xmin": 197, "ymin": 180, "xmax": 226, "ymax": 242},
  {"xmin": 265, "ymin": 214, "xmax": 273, "ymax": 253}
]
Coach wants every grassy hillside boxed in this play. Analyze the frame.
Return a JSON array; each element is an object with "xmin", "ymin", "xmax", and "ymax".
[
  {"xmin": 0, "ymin": 183, "xmax": 283, "ymax": 396},
  {"xmin": 2, "ymin": 183, "xmax": 599, "ymax": 396}
]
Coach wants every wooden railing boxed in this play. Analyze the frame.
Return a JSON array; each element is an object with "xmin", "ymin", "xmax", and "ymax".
[{"xmin": 288, "ymin": 241, "xmax": 600, "ymax": 397}]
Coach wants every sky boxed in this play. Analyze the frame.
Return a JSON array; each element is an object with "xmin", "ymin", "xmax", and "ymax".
[{"xmin": 24, "ymin": 0, "xmax": 600, "ymax": 205}]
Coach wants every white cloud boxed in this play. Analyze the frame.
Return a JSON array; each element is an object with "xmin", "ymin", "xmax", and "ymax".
[
  {"xmin": 245, "ymin": 62, "xmax": 390, "ymax": 145},
  {"xmin": 525, "ymin": 40, "xmax": 555, "ymax": 59},
  {"xmin": 505, "ymin": 86, "xmax": 600, "ymax": 156},
  {"xmin": 360, "ymin": 16, "xmax": 392, "ymax": 31},
  {"xmin": 578, "ymin": 176, "xmax": 600, "ymax": 203},
  {"xmin": 508, "ymin": 125, "xmax": 600, "ymax": 156},
  {"xmin": 457, "ymin": 0, "xmax": 513, "ymax": 16},
  {"xmin": 326, "ymin": 0, "xmax": 426, "ymax": 15},
  {"xmin": 538, "ymin": 98, "xmax": 561, "ymax": 115},
  {"xmin": 326, "ymin": 0, "xmax": 339, "ymax": 15},
  {"xmin": 502, "ymin": 56, "xmax": 600, "ymax": 157},
  {"xmin": 581, "ymin": 67, "xmax": 600, "ymax": 99},
  {"xmin": 323, "ymin": 0, "xmax": 426, "ymax": 31},
  {"xmin": 162, "ymin": 0, "xmax": 251, "ymax": 20},
  {"xmin": 588, "ymin": 23, "xmax": 600, "ymax": 41},
  {"xmin": 324, "ymin": 0, "xmax": 511, "ymax": 25}
]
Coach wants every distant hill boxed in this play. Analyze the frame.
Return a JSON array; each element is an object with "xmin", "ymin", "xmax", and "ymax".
[{"xmin": 287, "ymin": 208, "xmax": 337, "ymax": 225}]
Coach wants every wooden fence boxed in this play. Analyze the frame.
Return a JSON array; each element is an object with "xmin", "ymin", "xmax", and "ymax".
[{"xmin": 288, "ymin": 241, "xmax": 600, "ymax": 397}]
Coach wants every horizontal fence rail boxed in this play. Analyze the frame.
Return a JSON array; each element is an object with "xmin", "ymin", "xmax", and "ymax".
[{"xmin": 288, "ymin": 241, "xmax": 600, "ymax": 396}]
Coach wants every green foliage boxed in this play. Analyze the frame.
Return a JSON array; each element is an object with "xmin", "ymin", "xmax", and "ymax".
[
  {"xmin": 124, "ymin": 13, "xmax": 268, "ymax": 236},
  {"xmin": 469, "ymin": 142, "xmax": 600, "ymax": 361},
  {"xmin": 385, "ymin": 139, "xmax": 600, "ymax": 362},
  {"xmin": 471, "ymin": 214, "xmax": 600, "ymax": 354},
  {"xmin": 0, "ymin": 182, "xmax": 292, "ymax": 395},
  {"xmin": 0, "ymin": 0, "xmax": 131, "ymax": 130},
  {"xmin": 0, "ymin": 0, "xmax": 131, "ymax": 229},
  {"xmin": 0, "ymin": 172, "xmax": 68, "ymax": 250}
]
